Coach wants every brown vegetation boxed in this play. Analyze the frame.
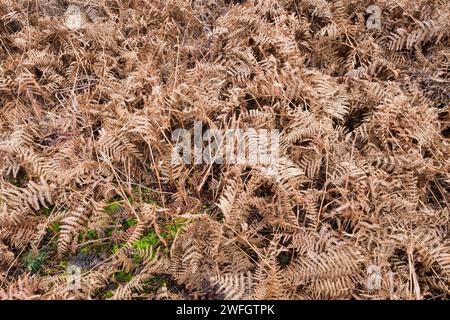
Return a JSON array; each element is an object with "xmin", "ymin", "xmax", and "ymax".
[{"xmin": 0, "ymin": 0, "xmax": 448, "ymax": 299}]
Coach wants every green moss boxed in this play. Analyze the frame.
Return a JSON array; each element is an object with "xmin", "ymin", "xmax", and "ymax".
[
  {"xmin": 77, "ymin": 238, "xmax": 119, "ymax": 256},
  {"xmin": 127, "ymin": 196, "xmax": 134, "ymax": 204},
  {"xmin": 41, "ymin": 267, "xmax": 58, "ymax": 275},
  {"xmin": 37, "ymin": 206, "xmax": 54, "ymax": 216},
  {"xmin": 76, "ymin": 228, "xmax": 117, "ymax": 255},
  {"xmin": 105, "ymin": 228, "xmax": 114, "ymax": 237},
  {"xmin": 115, "ymin": 271, "xmax": 133, "ymax": 283},
  {"xmin": 58, "ymin": 260, "xmax": 68, "ymax": 269},
  {"xmin": 104, "ymin": 194, "xmax": 134, "ymax": 213},
  {"xmin": 277, "ymin": 253, "xmax": 291, "ymax": 268},
  {"xmin": 216, "ymin": 211, "xmax": 225, "ymax": 222},
  {"xmin": 110, "ymin": 218, "xmax": 186, "ymax": 261},
  {"xmin": 102, "ymin": 291, "xmax": 114, "ymax": 299},
  {"xmin": 132, "ymin": 185, "xmax": 151, "ymax": 194},
  {"xmin": 162, "ymin": 218, "xmax": 186, "ymax": 240},
  {"xmin": 104, "ymin": 201, "xmax": 121, "ymax": 213},
  {"xmin": 103, "ymin": 195, "xmax": 125, "ymax": 214},
  {"xmin": 7, "ymin": 176, "xmax": 22, "ymax": 187},
  {"xmin": 133, "ymin": 231, "xmax": 159, "ymax": 250},
  {"xmin": 78, "ymin": 229, "xmax": 99, "ymax": 242},
  {"xmin": 143, "ymin": 276, "xmax": 167, "ymax": 293},
  {"xmin": 108, "ymin": 195, "xmax": 123, "ymax": 202},
  {"xmin": 112, "ymin": 244, "xmax": 120, "ymax": 253},
  {"xmin": 123, "ymin": 218, "xmax": 138, "ymax": 229},
  {"xmin": 23, "ymin": 250, "xmax": 48, "ymax": 274},
  {"xmin": 131, "ymin": 231, "xmax": 161, "ymax": 262},
  {"xmin": 78, "ymin": 246, "xmax": 91, "ymax": 254},
  {"xmin": 87, "ymin": 229, "xmax": 98, "ymax": 240},
  {"xmin": 49, "ymin": 222, "xmax": 61, "ymax": 233},
  {"xmin": 200, "ymin": 202, "xmax": 212, "ymax": 211}
]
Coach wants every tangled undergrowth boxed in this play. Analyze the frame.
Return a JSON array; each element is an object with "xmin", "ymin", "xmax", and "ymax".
[{"xmin": 0, "ymin": 0, "xmax": 449, "ymax": 300}]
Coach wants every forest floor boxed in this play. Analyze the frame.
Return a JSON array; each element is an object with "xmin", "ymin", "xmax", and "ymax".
[{"xmin": 0, "ymin": 0, "xmax": 448, "ymax": 300}]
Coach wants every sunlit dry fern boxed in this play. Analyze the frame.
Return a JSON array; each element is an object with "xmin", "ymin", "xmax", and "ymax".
[{"xmin": 0, "ymin": 0, "xmax": 448, "ymax": 300}]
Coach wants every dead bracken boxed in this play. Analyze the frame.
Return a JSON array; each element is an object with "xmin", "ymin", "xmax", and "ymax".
[{"xmin": 0, "ymin": 0, "xmax": 449, "ymax": 300}]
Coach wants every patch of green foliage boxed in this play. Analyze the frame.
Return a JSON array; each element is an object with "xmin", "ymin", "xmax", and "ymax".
[
  {"xmin": 131, "ymin": 231, "xmax": 160, "ymax": 262},
  {"xmin": 86, "ymin": 229, "xmax": 98, "ymax": 240},
  {"xmin": 127, "ymin": 196, "xmax": 134, "ymax": 204},
  {"xmin": 78, "ymin": 229, "xmax": 98, "ymax": 242},
  {"xmin": 104, "ymin": 201, "xmax": 121, "ymax": 214},
  {"xmin": 216, "ymin": 211, "xmax": 225, "ymax": 222},
  {"xmin": 128, "ymin": 218, "xmax": 187, "ymax": 261},
  {"xmin": 133, "ymin": 232, "xmax": 159, "ymax": 250},
  {"xmin": 78, "ymin": 246, "xmax": 92, "ymax": 254},
  {"xmin": 104, "ymin": 194, "xmax": 135, "ymax": 214},
  {"xmin": 49, "ymin": 222, "xmax": 61, "ymax": 233},
  {"xmin": 58, "ymin": 260, "xmax": 68, "ymax": 269},
  {"xmin": 76, "ymin": 228, "xmax": 123, "ymax": 255},
  {"xmin": 277, "ymin": 253, "xmax": 291, "ymax": 268},
  {"xmin": 115, "ymin": 271, "xmax": 133, "ymax": 283},
  {"xmin": 143, "ymin": 276, "xmax": 167, "ymax": 293},
  {"xmin": 38, "ymin": 206, "xmax": 54, "ymax": 216},
  {"xmin": 105, "ymin": 228, "xmax": 114, "ymax": 237},
  {"xmin": 123, "ymin": 218, "xmax": 138, "ymax": 229},
  {"xmin": 162, "ymin": 218, "xmax": 186, "ymax": 241},
  {"xmin": 7, "ymin": 176, "xmax": 22, "ymax": 187},
  {"xmin": 104, "ymin": 195, "xmax": 124, "ymax": 214},
  {"xmin": 23, "ymin": 250, "xmax": 49, "ymax": 274},
  {"xmin": 112, "ymin": 244, "xmax": 120, "ymax": 253}
]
